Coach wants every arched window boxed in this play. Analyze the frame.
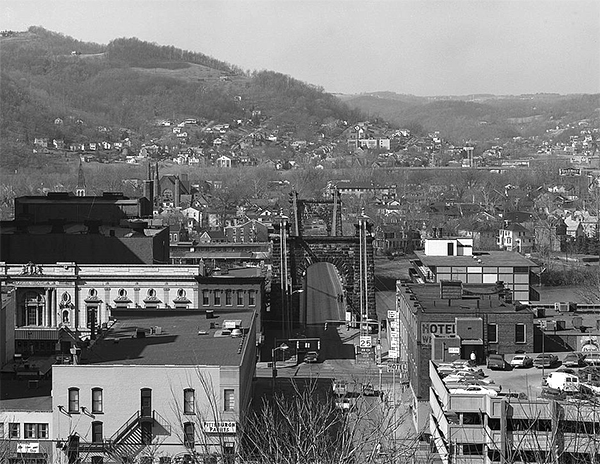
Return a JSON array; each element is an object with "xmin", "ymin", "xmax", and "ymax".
[
  {"xmin": 92, "ymin": 388, "xmax": 103, "ymax": 413},
  {"xmin": 91, "ymin": 421, "xmax": 103, "ymax": 443},
  {"xmin": 23, "ymin": 291, "xmax": 44, "ymax": 326},
  {"xmin": 183, "ymin": 389, "xmax": 194, "ymax": 415},
  {"xmin": 62, "ymin": 310, "xmax": 70, "ymax": 324},
  {"xmin": 68, "ymin": 388, "xmax": 79, "ymax": 413},
  {"xmin": 183, "ymin": 422, "xmax": 195, "ymax": 448}
]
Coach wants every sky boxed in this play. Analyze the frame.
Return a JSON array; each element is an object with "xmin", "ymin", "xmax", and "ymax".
[{"xmin": 2, "ymin": 0, "xmax": 599, "ymax": 96}]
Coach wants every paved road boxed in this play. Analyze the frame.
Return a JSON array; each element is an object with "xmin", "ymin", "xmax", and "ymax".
[{"xmin": 305, "ymin": 261, "xmax": 344, "ymax": 325}]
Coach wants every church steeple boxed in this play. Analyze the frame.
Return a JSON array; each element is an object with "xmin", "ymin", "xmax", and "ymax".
[{"xmin": 76, "ymin": 158, "xmax": 86, "ymax": 196}]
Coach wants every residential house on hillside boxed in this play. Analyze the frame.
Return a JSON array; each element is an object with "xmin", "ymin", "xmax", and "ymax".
[
  {"xmin": 216, "ymin": 155, "xmax": 232, "ymax": 168},
  {"xmin": 531, "ymin": 215, "xmax": 568, "ymax": 253},
  {"xmin": 225, "ymin": 220, "xmax": 269, "ymax": 243},
  {"xmin": 498, "ymin": 222, "xmax": 534, "ymax": 253}
]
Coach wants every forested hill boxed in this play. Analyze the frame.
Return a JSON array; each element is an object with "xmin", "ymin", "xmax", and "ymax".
[
  {"xmin": 341, "ymin": 91, "xmax": 600, "ymax": 142},
  {"xmin": 0, "ymin": 27, "xmax": 362, "ymax": 169}
]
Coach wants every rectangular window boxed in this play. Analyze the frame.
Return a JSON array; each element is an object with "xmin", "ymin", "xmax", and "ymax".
[
  {"xmin": 515, "ymin": 323, "xmax": 526, "ymax": 344},
  {"xmin": 184, "ymin": 422, "xmax": 195, "ymax": 448},
  {"xmin": 214, "ymin": 291, "xmax": 221, "ymax": 306},
  {"xmin": 0, "ymin": 423, "xmax": 4, "ymax": 438},
  {"xmin": 202, "ymin": 290, "xmax": 210, "ymax": 306},
  {"xmin": 488, "ymin": 323, "xmax": 498, "ymax": 344},
  {"xmin": 9, "ymin": 423, "xmax": 19, "ymax": 439},
  {"xmin": 68, "ymin": 388, "xmax": 79, "ymax": 413},
  {"xmin": 248, "ymin": 290, "xmax": 256, "ymax": 307},
  {"xmin": 92, "ymin": 388, "xmax": 103, "ymax": 413},
  {"xmin": 24, "ymin": 423, "xmax": 36, "ymax": 439},
  {"xmin": 462, "ymin": 444, "xmax": 484, "ymax": 455},
  {"xmin": 184, "ymin": 389, "xmax": 194, "ymax": 415},
  {"xmin": 224, "ymin": 389, "xmax": 235, "ymax": 411},
  {"xmin": 225, "ymin": 290, "xmax": 232, "ymax": 306},
  {"xmin": 237, "ymin": 290, "xmax": 244, "ymax": 306},
  {"xmin": 37, "ymin": 424, "xmax": 49, "ymax": 439}
]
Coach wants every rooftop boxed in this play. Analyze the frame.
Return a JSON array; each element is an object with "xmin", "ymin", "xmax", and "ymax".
[
  {"xmin": 400, "ymin": 283, "xmax": 520, "ymax": 314},
  {"xmin": 415, "ymin": 250, "xmax": 539, "ymax": 268},
  {"xmin": 82, "ymin": 310, "xmax": 256, "ymax": 367}
]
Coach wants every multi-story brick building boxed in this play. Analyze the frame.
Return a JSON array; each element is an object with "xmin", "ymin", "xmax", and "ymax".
[
  {"xmin": 395, "ymin": 280, "xmax": 534, "ymax": 432},
  {"xmin": 0, "ymin": 263, "xmax": 264, "ymax": 357},
  {"xmin": 52, "ymin": 309, "xmax": 257, "ymax": 463}
]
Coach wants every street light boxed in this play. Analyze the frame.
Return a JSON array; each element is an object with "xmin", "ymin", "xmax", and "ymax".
[{"xmin": 272, "ymin": 342, "xmax": 289, "ymax": 391}]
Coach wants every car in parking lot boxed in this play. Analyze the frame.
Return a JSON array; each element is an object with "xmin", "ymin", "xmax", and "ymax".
[
  {"xmin": 304, "ymin": 351, "xmax": 320, "ymax": 363},
  {"xmin": 510, "ymin": 354, "xmax": 534, "ymax": 368},
  {"xmin": 362, "ymin": 383, "xmax": 376, "ymax": 396},
  {"xmin": 333, "ymin": 380, "xmax": 347, "ymax": 396},
  {"xmin": 533, "ymin": 353, "xmax": 559, "ymax": 368},
  {"xmin": 584, "ymin": 352, "xmax": 600, "ymax": 366},
  {"xmin": 448, "ymin": 385, "xmax": 498, "ymax": 397},
  {"xmin": 563, "ymin": 352, "xmax": 586, "ymax": 368},
  {"xmin": 487, "ymin": 354, "xmax": 510, "ymax": 370}
]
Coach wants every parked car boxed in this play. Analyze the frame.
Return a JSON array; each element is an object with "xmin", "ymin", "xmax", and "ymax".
[
  {"xmin": 362, "ymin": 383, "xmax": 376, "ymax": 396},
  {"xmin": 448, "ymin": 385, "xmax": 498, "ymax": 397},
  {"xmin": 304, "ymin": 351, "xmax": 320, "ymax": 363},
  {"xmin": 510, "ymin": 354, "xmax": 534, "ymax": 368},
  {"xmin": 533, "ymin": 353, "xmax": 559, "ymax": 368},
  {"xmin": 335, "ymin": 397, "xmax": 353, "ymax": 411},
  {"xmin": 584, "ymin": 352, "xmax": 600, "ymax": 366},
  {"xmin": 563, "ymin": 352, "xmax": 586, "ymax": 368},
  {"xmin": 487, "ymin": 354, "xmax": 510, "ymax": 370},
  {"xmin": 333, "ymin": 380, "xmax": 347, "ymax": 396},
  {"xmin": 443, "ymin": 371, "xmax": 493, "ymax": 384}
]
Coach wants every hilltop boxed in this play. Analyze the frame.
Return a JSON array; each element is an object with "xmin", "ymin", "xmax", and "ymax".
[
  {"xmin": 0, "ymin": 27, "xmax": 362, "ymax": 170},
  {"xmin": 340, "ymin": 91, "xmax": 600, "ymax": 142}
]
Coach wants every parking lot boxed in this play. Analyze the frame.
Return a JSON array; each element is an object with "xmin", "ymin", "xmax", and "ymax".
[{"xmin": 480, "ymin": 352, "xmax": 574, "ymax": 399}]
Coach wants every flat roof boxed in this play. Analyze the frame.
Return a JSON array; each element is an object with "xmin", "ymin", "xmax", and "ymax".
[
  {"xmin": 402, "ymin": 283, "xmax": 522, "ymax": 314},
  {"xmin": 415, "ymin": 250, "xmax": 539, "ymax": 268},
  {"xmin": 83, "ymin": 311, "xmax": 255, "ymax": 367}
]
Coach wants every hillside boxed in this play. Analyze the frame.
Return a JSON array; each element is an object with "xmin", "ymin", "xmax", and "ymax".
[
  {"xmin": 341, "ymin": 91, "xmax": 600, "ymax": 144},
  {"xmin": 0, "ymin": 27, "xmax": 362, "ymax": 170}
]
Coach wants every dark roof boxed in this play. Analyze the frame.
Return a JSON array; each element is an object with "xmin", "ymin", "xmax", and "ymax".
[
  {"xmin": 401, "ymin": 283, "xmax": 523, "ymax": 315},
  {"xmin": 415, "ymin": 250, "xmax": 539, "ymax": 268},
  {"xmin": 83, "ymin": 311, "xmax": 255, "ymax": 367}
]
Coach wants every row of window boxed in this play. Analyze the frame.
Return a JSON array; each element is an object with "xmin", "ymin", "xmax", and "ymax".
[
  {"xmin": 1, "ymin": 422, "xmax": 49, "ymax": 439},
  {"xmin": 487, "ymin": 323, "xmax": 527, "ymax": 344},
  {"xmin": 67, "ymin": 387, "xmax": 235, "ymax": 416},
  {"xmin": 68, "ymin": 387, "xmax": 103, "ymax": 414},
  {"xmin": 183, "ymin": 388, "xmax": 235, "ymax": 414},
  {"xmin": 202, "ymin": 289, "xmax": 255, "ymax": 307}
]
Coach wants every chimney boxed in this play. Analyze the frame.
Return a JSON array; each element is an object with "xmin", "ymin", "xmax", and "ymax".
[{"xmin": 143, "ymin": 180, "xmax": 154, "ymax": 204}]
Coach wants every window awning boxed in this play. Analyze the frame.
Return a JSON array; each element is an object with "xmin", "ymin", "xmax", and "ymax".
[{"xmin": 461, "ymin": 338, "xmax": 483, "ymax": 345}]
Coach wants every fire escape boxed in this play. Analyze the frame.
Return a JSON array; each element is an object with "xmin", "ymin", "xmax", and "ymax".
[{"xmin": 72, "ymin": 409, "xmax": 171, "ymax": 463}]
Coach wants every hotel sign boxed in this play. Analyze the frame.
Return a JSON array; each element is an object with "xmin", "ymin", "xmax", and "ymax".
[
  {"xmin": 420, "ymin": 322, "xmax": 456, "ymax": 344},
  {"xmin": 203, "ymin": 421, "xmax": 237, "ymax": 434}
]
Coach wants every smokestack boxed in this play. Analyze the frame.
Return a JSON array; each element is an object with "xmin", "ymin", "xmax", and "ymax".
[{"xmin": 174, "ymin": 177, "xmax": 180, "ymax": 208}]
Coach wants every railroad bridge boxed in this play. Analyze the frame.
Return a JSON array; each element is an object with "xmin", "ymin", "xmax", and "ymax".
[{"xmin": 271, "ymin": 191, "xmax": 376, "ymax": 329}]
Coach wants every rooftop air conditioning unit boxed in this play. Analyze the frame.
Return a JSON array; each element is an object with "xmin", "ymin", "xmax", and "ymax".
[{"xmin": 555, "ymin": 302, "xmax": 569, "ymax": 312}]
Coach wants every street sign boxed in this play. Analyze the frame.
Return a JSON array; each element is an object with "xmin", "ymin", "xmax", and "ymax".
[{"xmin": 359, "ymin": 335, "xmax": 372, "ymax": 348}]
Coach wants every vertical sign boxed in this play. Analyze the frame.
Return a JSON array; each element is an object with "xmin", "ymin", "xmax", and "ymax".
[{"xmin": 388, "ymin": 309, "xmax": 399, "ymax": 359}]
